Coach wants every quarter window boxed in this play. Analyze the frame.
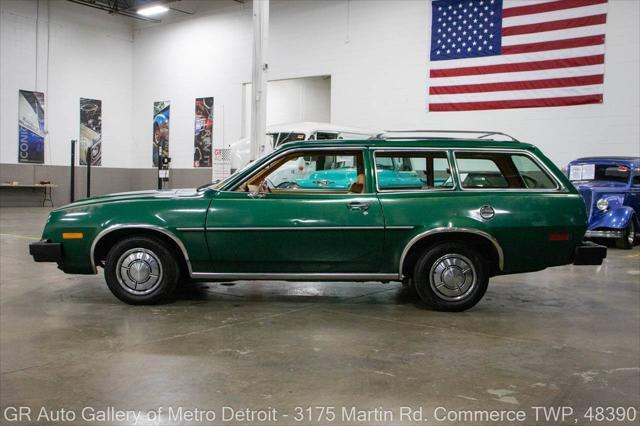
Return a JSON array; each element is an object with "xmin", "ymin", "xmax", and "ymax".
[
  {"xmin": 375, "ymin": 151, "xmax": 453, "ymax": 190},
  {"xmin": 455, "ymin": 152, "xmax": 557, "ymax": 189},
  {"xmin": 511, "ymin": 155, "xmax": 557, "ymax": 189},
  {"xmin": 456, "ymin": 157, "xmax": 507, "ymax": 188}
]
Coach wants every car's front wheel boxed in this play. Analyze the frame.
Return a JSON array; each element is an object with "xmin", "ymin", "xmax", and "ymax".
[
  {"xmin": 616, "ymin": 220, "xmax": 636, "ymax": 250},
  {"xmin": 104, "ymin": 236, "xmax": 179, "ymax": 304},
  {"xmin": 413, "ymin": 242, "xmax": 489, "ymax": 311}
]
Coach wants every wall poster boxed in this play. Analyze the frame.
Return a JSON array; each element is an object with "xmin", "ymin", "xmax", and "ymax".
[
  {"xmin": 18, "ymin": 90, "xmax": 45, "ymax": 163},
  {"xmin": 194, "ymin": 97, "xmax": 213, "ymax": 167},
  {"xmin": 153, "ymin": 101, "xmax": 170, "ymax": 167},
  {"xmin": 79, "ymin": 98, "xmax": 102, "ymax": 166}
]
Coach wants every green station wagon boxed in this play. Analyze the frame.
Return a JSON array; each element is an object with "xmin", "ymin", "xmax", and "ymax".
[{"xmin": 30, "ymin": 133, "xmax": 606, "ymax": 311}]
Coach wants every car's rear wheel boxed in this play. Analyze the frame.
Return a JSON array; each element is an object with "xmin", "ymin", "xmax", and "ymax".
[
  {"xmin": 413, "ymin": 242, "xmax": 489, "ymax": 311},
  {"xmin": 615, "ymin": 220, "xmax": 636, "ymax": 250},
  {"xmin": 104, "ymin": 236, "xmax": 179, "ymax": 304}
]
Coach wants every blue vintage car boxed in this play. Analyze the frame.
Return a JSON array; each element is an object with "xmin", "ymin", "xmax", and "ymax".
[{"xmin": 567, "ymin": 157, "xmax": 640, "ymax": 249}]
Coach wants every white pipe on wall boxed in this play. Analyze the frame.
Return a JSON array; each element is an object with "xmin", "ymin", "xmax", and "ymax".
[{"xmin": 250, "ymin": 0, "xmax": 269, "ymax": 161}]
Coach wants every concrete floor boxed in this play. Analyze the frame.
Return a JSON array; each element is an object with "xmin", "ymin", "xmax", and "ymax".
[{"xmin": 1, "ymin": 207, "xmax": 639, "ymax": 425}]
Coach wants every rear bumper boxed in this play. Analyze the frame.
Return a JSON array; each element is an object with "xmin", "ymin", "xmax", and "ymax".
[
  {"xmin": 29, "ymin": 240, "xmax": 62, "ymax": 263},
  {"xmin": 585, "ymin": 230, "xmax": 623, "ymax": 239},
  {"xmin": 573, "ymin": 241, "xmax": 607, "ymax": 265}
]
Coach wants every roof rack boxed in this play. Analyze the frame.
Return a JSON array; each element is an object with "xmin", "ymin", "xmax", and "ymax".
[{"xmin": 375, "ymin": 130, "xmax": 520, "ymax": 142}]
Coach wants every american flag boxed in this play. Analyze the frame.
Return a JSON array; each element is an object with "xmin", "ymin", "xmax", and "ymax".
[{"xmin": 428, "ymin": 0, "xmax": 608, "ymax": 111}]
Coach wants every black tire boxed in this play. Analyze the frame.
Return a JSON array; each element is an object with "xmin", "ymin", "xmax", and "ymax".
[
  {"xmin": 413, "ymin": 242, "xmax": 489, "ymax": 312},
  {"xmin": 615, "ymin": 220, "xmax": 636, "ymax": 250},
  {"xmin": 104, "ymin": 236, "xmax": 180, "ymax": 305}
]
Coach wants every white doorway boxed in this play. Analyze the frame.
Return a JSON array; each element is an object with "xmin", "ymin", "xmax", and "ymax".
[{"xmin": 242, "ymin": 75, "xmax": 331, "ymax": 137}]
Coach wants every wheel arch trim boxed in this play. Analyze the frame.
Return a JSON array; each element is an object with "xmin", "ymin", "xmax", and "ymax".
[
  {"xmin": 90, "ymin": 224, "xmax": 192, "ymax": 275},
  {"xmin": 399, "ymin": 227, "xmax": 504, "ymax": 277}
]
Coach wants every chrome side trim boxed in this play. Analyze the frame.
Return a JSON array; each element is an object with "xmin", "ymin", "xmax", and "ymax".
[
  {"xmin": 190, "ymin": 272, "xmax": 400, "ymax": 281},
  {"xmin": 90, "ymin": 224, "xmax": 193, "ymax": 275},
  {"xmin": 585, "ymin": 230, "xmax": 623, "ymax": 239},
  {"xmin": 206, "ymin": 226, "xmax": 387, "ymax": 231},
  {"xmin": 398, "ymin": 227, "xmax": 505, "ymax": 276},
  {"xmin": 186, "ymin": 226, "xmax": 412, "ymax": 232}
]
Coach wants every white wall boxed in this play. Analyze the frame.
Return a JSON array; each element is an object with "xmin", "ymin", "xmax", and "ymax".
[
  {"xmin": 0, "ymin": 0, "xmax": 133, "ymax": 167},
  {"xmin": 132, "ymin": 2, "xmax": 252, "ymax": 169},
  {"xmin": 2, "ymin": 0, "xmax": 638, "ymax": 171},
  {"xmin": 242, "ymin": 76, "xmax": 331, "ymax": 137},
  {"xmin": 132, "ymin": 0, "xmax": 639, "ymax": 169}
]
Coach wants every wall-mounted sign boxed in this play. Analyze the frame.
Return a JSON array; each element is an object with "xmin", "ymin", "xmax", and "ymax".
[
  {"xmin": 79, "ymin": 98, "xmax": 102, "ymax": 166},
  {"xmin": 18, "ymin": 90, "xmax": 45, "ymax": 164},
  {"xmin": 194, "ymin": 97, "xmax": 213, "ymax": 167},
  {"xmin": 153, "ymin": 101, "xmax": 170, "ymax": 167},
  {"xmin": 212, "ymin": 148, "xmax": 231, "ymax": 181}
]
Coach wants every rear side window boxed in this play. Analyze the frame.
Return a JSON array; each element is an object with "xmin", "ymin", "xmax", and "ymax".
[
  {"xmin": 511, "ymin": 155, "xmax": 557, "ymax": 189},
  {"xmin": 455, "ymin": 152, "xmax": 557, "ymax": 189},
  {"xmin": 374, "ymin": 151, "xmax": 453, "ymax": 190}
]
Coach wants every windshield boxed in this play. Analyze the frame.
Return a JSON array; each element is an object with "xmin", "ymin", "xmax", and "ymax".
[{"xmin": 569, "ymin": 163, "xmax": 630, "ymax": 183}]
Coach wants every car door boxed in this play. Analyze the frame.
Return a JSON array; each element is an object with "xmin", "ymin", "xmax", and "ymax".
[{"xmin": 204, "ymin": 147, "xmax": 385, "ymax": 274}]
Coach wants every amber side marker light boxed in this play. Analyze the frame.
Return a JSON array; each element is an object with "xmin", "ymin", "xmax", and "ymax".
[
  {"xmin": 548, "ymin": 233, "xmax": 570, "ymax": 241},
  {"xmin": 62, "ymin": 232, "xmax": 84, "ymax": 240}
]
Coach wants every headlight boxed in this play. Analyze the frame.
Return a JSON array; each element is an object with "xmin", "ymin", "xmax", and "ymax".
[{"xmin": 596, "ymin": 198, "xmax": 608, "ymax": 211}]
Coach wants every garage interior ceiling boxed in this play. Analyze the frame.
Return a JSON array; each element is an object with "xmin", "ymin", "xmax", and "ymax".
[{"xmin": 66, "ymin": 0, "xmax": 200, "ymax": 22}]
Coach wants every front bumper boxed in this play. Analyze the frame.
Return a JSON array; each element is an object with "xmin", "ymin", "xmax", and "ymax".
[
  {"xmin": 29, "ymin": 240, "xmax": 62, "ymax": 263},
  {"xmin": 573, "ymin": 241, "xmax": 607, "ymax": 265},
  {"xmin": 585, "ymin": 229, "xmax": 623, "ymax": 239}
]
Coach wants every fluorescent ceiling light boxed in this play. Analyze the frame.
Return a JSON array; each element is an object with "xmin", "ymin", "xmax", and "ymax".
[{"xmin": 137, "ymin": 5, "xmax": 169, "ymax": 16}]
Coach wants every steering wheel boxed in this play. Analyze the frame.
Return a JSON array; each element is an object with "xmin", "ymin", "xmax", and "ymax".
[
  {"xmin": 276, "ymin": 181, "xmax": 300, "ymax": 190},
  {"xmin": 521, "ymin": 174, "xmax": 539, "ymax": 189}
]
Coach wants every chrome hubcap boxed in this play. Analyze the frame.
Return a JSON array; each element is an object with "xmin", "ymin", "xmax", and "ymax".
[
  {"xmin": 116, "ymin": 248, "xmax": 163, "ymax": 295},
  {"xmin": 429, "ymin": 254, "xmax": 476, "ymax": 301},
  {"xmin": 628, "ymin": 222, "xmax": 635, "ymax": 245}
]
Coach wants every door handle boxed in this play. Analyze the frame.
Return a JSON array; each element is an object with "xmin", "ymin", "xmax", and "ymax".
[{"xmin": 347, "ymin": 202, "xmax": 369, "ymax": 212}]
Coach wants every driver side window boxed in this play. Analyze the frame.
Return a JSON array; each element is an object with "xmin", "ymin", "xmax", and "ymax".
[{"xmin": 234, "ymin": 150, "xmax": 366, "ymax": 194}]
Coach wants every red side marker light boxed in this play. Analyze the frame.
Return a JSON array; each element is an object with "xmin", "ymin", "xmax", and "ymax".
[{"xmin": 548, "ymin": 233, "xmax": 570, "ymax": 241}]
